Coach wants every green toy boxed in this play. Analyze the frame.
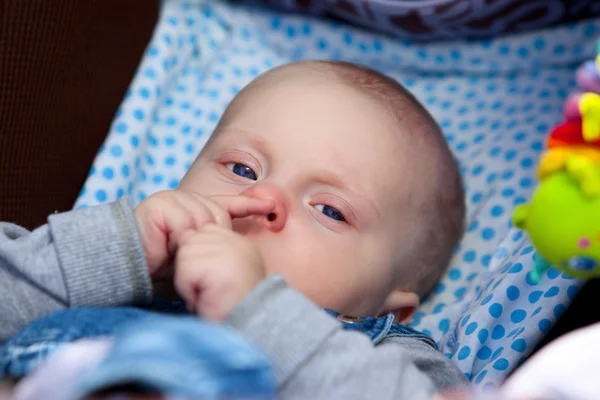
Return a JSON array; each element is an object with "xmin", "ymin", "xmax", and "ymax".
[{"xmin": 513, "ymin": 156, "xmax": 600, "ymax": 283}]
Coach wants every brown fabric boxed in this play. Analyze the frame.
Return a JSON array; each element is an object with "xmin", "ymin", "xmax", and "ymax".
[{"xmin": 0, "ymin": 0, "xmax": 159, "ymax": 229}]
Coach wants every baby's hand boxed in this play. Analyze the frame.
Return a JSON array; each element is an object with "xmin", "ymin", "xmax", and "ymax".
[
  {"xmin": 173, "ymin": 224, "xmax": 265, "ymax": 321},
  {"xmin": 134, "ymin": 190, "xmax": 274, "ymax": 283}
]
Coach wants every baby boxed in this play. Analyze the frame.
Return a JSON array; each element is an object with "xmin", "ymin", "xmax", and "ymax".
[
  {"xmin": 0, "ymin": 60, "xmax": 466, "ymax": 398},
  {"xmin": 140, "ymin": 60, "xmax": 465, "ymax": 321}
]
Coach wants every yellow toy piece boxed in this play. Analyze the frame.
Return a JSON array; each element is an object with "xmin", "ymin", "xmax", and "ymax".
[
  {"xmin": 538, "ymin": 146, "xmax": 600, "ymax": 181},
  {"xmin": 565, "ymin": 154, "xmax": 600, "ymax": 197},
  {"xmin": 580, "ymin": 92, "xmax": 600, "ymax": 142}
]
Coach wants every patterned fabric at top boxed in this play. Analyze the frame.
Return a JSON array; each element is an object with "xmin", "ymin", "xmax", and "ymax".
[{"xmin": 255, "ymin": 0, "xmax": 600, "ymax": 40}]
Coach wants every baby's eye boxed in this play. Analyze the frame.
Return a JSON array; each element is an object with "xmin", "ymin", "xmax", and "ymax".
[
  {"xmin": 226, "ymin": 163, "xmax": 257, "ymax": 180},
  {"xmin": 314, "ymin": 204, "xmax": 346, "ymax": 222}
]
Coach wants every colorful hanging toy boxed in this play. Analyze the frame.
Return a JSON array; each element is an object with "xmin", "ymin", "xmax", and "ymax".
[{"xmin": 512, "ymin": 43, "xmax": 600, "ymax": 283}]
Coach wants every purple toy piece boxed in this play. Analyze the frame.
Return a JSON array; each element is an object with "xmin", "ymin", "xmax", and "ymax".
[{"xmin": 576, "ymin": 60, "xmax": 600, "ymax": 94}]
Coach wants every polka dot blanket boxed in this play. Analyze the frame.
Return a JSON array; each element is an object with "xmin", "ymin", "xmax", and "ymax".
[{"xmin": 73, "ymin": 0, "xmax": 600, "ymax": 389}]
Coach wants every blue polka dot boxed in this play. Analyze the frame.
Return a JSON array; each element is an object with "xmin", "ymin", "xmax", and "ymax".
[
  {"xmin": 492, "ymin": 325, "xmax": 505, "ymax": 340},
  {"xmin": 492, "ymin": 347, "xmax": 504, "ymax": 361},
  {"xmin": 133, "ymin": 109, "xmax": 145, "ymax": 121},
  {"xmin": 554, "ymin": 304, "xmax": 566, "ymax": 319},
  {"xmin": 115, "ymin": 122, "xmax": 128, "ymax": 133},
  {"xmin": 439, "ymin": 318, "xmax": 450, "ymax": 333},
  {"xmin": 567, "ymin": 285, "xmax": 580, "ymax": 301},
  {"xmin": 460, "ymin": 315, "xmax": 470, "ymax": 327},
  {"xmin": 521, "ymin": 247, "xmax": 534, "ymax": 256},
  {"xmin": 528, "ymin": 290, "xmax": 543, "ymax": 304},
  {"xmin": 489, "ymin": 303, "xmax": 503, "ymax": 318},
  {"xmin": 448, "ymin": 268, "xmax": 461, "ymax": 280},
  {"xmin": 465, "ymin": 322, "xmax": 478, "ymax": 335},
  {"xmin": 472, "ymin": 164, "xmax": 484, "ymax": 176},
  {"xmin": 481, "ymin": 294, "xmax": 493, "ymax": 306},
  {"xmin": 490, "ymin": 205, "xmax": 504, "ymax": 217},
  {"xmin": 493, "ymin": 358, "xmax": 509, "ymax": 371},
  {"xmin": 466, "ymin": 272, "xmax": 478, "ymax": 281},
  {"xmin": 165, "ymin": 116, "xmax": 178, "ymax": 126},
  {"xmin": 454, "ymin": 287, "xmax": 467, "ymax": 298},
  {"xmin": 433, "ymin": 282, "xmax": 446, "ymax": 294},
  {"xmin": 531, "ymin": 306, "xmax": 542, "ymax": 318},
  {"xmin": 147, "ymin": 133, "xmax": 158, "ymax": 147},
  {"xmin": 463, "ymin": 250, "xmax": 476, "ymax": 263},
  {"xmin": 432, "ymin": 304, "xmax": 445, "ymax": 315},
  {"xmin": 477, "ymin": 346, "xmax": 491, "ymax": 360},
  {"xmin": 139, "ymin": 87, "xmax": 150, "ymax": 99},
  {"xmin": 121, "ymin": 164, "xmax": 130, "ymax": 178},
  {"xmin": 481, "ymin": 228, "xmax": 495, "ymax": 241},
  {"xmin": 533, "ymin": 37, "xmax": 545, "ymax": 50},
  {"xmin": 145, "ymin": 154, "xmax": 155, "ymax": 166},
  {"xmin": 457, "ymin": 346, "xmax": 471, "ymax": 360},
  {"xmin": 538, "ymin": 319, "xmax": 552, "ymax": 334},
  {"xmin": 520, "ymin": 177, "xmax": 534, "ymax": 188},
  {"xmin": 475, "ymin": 369, "xmax": 487, "ymax": 384},
  {"xmin": 553, "ymin": 43, "xmax": 566, "ymax": 55},
  {"xmin": 95, "ymin": 189, "xmax": 107, "ymax": 202},
  {"xmin": 169, "ymin": 179, "xmax": 179, "ymax": 189},
  {"xmin": 165, "ymin": 156, "xmax": 176, "ymax": 167},
  {"xmin": 544, "ymin": 286, "xmax": 560, "ymax": 298},
  {"xmin": 102, "ymin": 167, "xmax": 114, "ymax": 180},
  {"xmin": 110, "ymin": 145, "xmax": 123, "ymax": 157},
  {"xmin": 506, "ymin": 286, "xmax": 520, "ymax": 301},
  {"xmin": 511, "ymin": 338, "xmax": 527, "ymax": 353},
  {"xmin": 129, "ymin": 135, "xmax": 140, "ymax": 149},
  {"xmin": 546, "ymin": 268, "xmax": 560, "ymax": 280},
  {"xmin": 511, "ymin": 309, "xmax": 527, "ymax": 323},
  {"xmin": 481, "ymin": 254, "xmax": 492, "ymax": 267},
  {"xmin": 509, "ymin": 263, "xmax": 523, "ymax": 274},
  {"xmin": 478, "ymin": 328, "xmax": 489, "ymax": 344}
]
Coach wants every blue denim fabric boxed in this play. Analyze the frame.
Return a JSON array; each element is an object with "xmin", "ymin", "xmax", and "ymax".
[
  {"xmin": 0, "ymin": 296, "xmax": 189, "ymax": 378},
  {"xmin": 1, "ymin": 298, "xmax": 274, "ymax": 398},
  {"xmin": 74, "ymin": 315, "xmax": 274, "ymax": 399},
  {"xmin": 324, "ymin": 309, "xmax": 437, "ymax": 349}
]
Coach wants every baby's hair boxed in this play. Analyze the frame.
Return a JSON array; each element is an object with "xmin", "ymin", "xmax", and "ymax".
[{"xmin": 307, "ymin": 60, "xmax": 466, "ymax": 299}]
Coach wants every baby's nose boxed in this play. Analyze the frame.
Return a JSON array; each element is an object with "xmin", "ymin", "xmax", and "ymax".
[{"xmin": 240, "ymin": 184, "xmax": 288, "ymax": 232}]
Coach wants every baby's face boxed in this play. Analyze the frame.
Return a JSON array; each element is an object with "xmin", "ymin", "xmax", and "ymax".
[{"xmin": 179, "ymin": 71, "xmax": 420, "ymax": 317}]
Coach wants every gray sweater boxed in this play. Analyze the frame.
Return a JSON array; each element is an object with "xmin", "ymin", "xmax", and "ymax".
[{"xmin": 0, "ymin": 197, "xmax": 467, "ymax": 399}]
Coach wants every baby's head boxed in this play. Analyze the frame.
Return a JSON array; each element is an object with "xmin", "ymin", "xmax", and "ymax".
[{"xmin": 179, "ymin": 61, "xmax": 465, "ymax": 321}]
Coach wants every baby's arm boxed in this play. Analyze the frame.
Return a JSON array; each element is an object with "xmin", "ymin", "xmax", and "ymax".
[
  {"xmin": 229, "ymin": 275, "xmax": 468, "ymax": 400},
  {"xmin": 0, "ymin": 197, "xmax": 152, "ymax": 344}
]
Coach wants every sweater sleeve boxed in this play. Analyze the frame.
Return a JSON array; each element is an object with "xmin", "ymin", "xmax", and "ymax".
[
  {"xmin": 229, "ymin": 275, "xmax": 467, "ymax": 400},
  {"xmin": 0, "ymin": 197, "xmax": 152, "ymax": 344}
]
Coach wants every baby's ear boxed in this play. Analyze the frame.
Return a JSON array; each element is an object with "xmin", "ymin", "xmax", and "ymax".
[{"xmin": 380, "ymin": 290, "xmax": 420, "ymax": 324}]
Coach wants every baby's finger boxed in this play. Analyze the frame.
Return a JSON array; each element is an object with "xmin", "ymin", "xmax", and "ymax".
[
  {"xmin": 171, "ymin": 192, "xmax": 225, "ymax": 232},
  {"xmin": 210, "ymin": 195, "xmax": 275, "ymax": 219}
]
